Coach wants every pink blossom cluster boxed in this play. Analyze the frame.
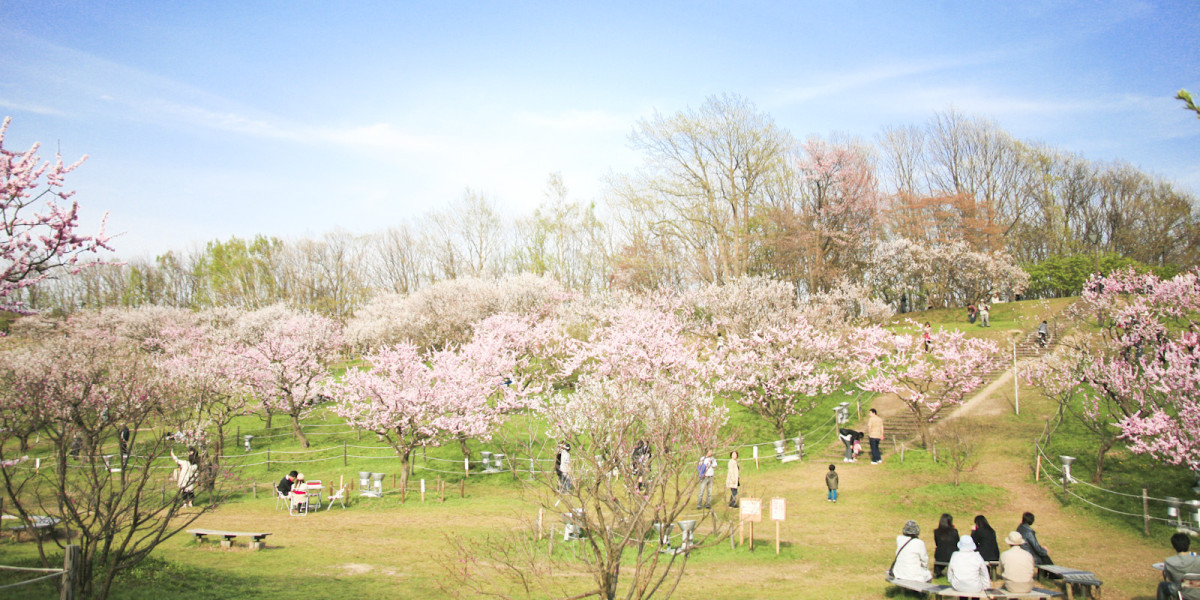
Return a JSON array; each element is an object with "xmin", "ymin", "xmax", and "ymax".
[{"xmin": 0, "ymin": 117, "xmax": 112, "ymax": 312}]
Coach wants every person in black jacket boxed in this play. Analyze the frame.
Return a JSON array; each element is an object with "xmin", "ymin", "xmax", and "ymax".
[
  {"xmin": 1017, "ymin": 512, "xmax": 1052, "ymax": 565},
  {"xmin": 933, "ymin": 513, "xmax": 959, "ymax": 577},
  {"xmin": 277, "ymin": 470, "xmax": 298, "ymax": 496},
  {"xmin": 971, "ymin": 514, "xmax": 1001, "ymax": 562}
]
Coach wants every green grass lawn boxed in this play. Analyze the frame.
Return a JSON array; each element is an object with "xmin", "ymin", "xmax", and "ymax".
[{"xmin": 0, "ymin": 296, "xmax": 1185, "ymax": 599}]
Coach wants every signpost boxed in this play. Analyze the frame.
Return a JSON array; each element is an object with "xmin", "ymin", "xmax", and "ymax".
[
  {"xmin": 740, "ymin": 498, "xmax": 762, "ymax": 550},
  {"xmin": 770, "ymin": 497, "xmax": 786, "ymax": 555}
]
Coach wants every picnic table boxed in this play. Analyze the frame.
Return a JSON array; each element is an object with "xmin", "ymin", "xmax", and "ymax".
[
  {"xmin": 188, "ymin": 528, "xmax": 272, "ymax": 550},
  {"xmin": 1036, "ymin": 565, "xmax": 1102, "ymax": 600},
  {"xmin": 2, "ymin": 515, "xmax": 61, "ymax": 541},
  {"xmin": 886, "ymin": 575, "xmax": 1061, "ymax": 599}
]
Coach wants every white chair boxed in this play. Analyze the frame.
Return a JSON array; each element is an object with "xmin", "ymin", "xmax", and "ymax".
[
  {"xmin": 289, "ymin": 490, "xmax": 308, "ymax": 516},
  {"xmin": 325, "ymin": 485, "xmax": 348, "ymax": 510},
  {"xmin": 274, "ymin": 488, "xmax": 289, "ymax": 511}
]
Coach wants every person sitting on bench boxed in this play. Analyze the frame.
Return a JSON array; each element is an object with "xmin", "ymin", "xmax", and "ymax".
[
  {"xmin": 1159, "ymin": 532, "xmax": 1200, "ymax": 600},
  {"xmin": 999, "ymin": 531, "xmax": 1037, "ymax": 594}
]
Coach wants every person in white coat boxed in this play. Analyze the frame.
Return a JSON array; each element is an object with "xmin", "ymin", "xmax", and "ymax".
[
  {"xmin": 892, "ymin": 520, "xmax": 932, "ymax": 582},
  {"xmin": 948, "ymin": 535, "xmax": 992, "ymax": 593}
]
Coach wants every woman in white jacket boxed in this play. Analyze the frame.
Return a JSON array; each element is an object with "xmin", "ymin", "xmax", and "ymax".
[
  {"xmin": 947, "ymin": 535, "xmax": 992, "ymax": 593},
  {"xmin": 170, "ymin": 449, "xmax": 198, "ymax": 508},
  {"xmin": 893, "ymin": 520, "xmax": 932, "ymax": 582}
]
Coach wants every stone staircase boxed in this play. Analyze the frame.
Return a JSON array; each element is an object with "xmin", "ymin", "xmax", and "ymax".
[{"xmin": 818, "ymin": 320, "xmax": 1066, "ymax": 460}]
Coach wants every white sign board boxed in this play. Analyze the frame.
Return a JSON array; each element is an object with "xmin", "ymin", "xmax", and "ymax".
[
  {"xmin": 770, "ymin": 497, "xmax": 785, "ymax": 521},
  {"xmin": 740, "ymin": 498, "xmax": 762, "ymax": 522}
]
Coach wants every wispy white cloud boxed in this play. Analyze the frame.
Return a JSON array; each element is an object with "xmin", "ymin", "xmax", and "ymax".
[
  {"xmin": 0, "ymin": 98, "xmax": 68, "ymax": 117},
  {"xmin": 766, "ymin": 53, "xmax": 1006, "ymax": 108}
]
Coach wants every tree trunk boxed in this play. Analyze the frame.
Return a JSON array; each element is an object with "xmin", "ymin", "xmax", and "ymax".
[
  {"xmin": 1092, "ymin": 436, "xmax": 1116, "ymax": 484},
  {"xmin": 291, "ymin": 413, "xmax": 309, "ymax": 448},
  {"xmin": 457, "ymin": 434, "xmax": 472, "ymax": 464},
  {"xmin": 264, "ymin": 409, "xmax": 273, "ymax": 431},
  {"xmin": 399, "ymin": 448, "xmax": 411, "ymax": 503}
]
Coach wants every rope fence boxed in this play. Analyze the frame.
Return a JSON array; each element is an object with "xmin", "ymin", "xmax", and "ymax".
[{"xmin": 1032, "ymin": 441, "xmax": 1197, "ymax": 534}]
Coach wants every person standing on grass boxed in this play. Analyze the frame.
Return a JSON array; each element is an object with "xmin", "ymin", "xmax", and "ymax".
[
  {"xmin": 725, "ymin": 451, "xmax": 740, "ymax": 508},
  {"xmin": 696, "ymin": 450, "xmax": 717, "ymax": 510},
  {"xmin": 555, "ymin": 441, "xmax": 573, "ymax": 493},
  {"xmin": 980, "ymin": 302, "xmax": 991, "ymax": 327},
  {"xmin": 826, "ymin": 464, "xmax": 838, "ymax": 503},
  {"xmin": 170, "ymin": 448, "xmax": 198, "ymax": 508},
  {"xmin": 867, "ymin": 408, "xmax": 884, "ymax": 464}
]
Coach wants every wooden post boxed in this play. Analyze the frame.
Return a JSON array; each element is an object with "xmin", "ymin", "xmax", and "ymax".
[
  {"xmin": 460, "ymin": 477, "xmax": 465, "ymax": 499},
  {"xmin": 900, "ymin": 444, "xmax": 905, "ymax": 463},
  {"xmin": 932, "ymin": 441, "xmax": 937, "ymax": 463},
  {"xmin": 1036, "ymin": 454, "xmax": 1042, "ymax": 482},
  {"xmin": 753, "ymin": 445, "xmax": 759, "ymax": 470},
  {"xmin": 421, "ymin": 479, "xmax": 425, "ymax": 502},
  {"xmin": 61, "ymin": 544, "xmax": 79, "ymax": 600},
  {"xmin": 537, "ymin": 508, "xmax": 543, "ymax": 540},
  {"xmin": 775, "ymin": 521, "xmax": 780, "ymax": 555},
  {"xmin": 1143, "ymin": 489, "xmax": 1151, "ymax": 536},
  {"xmin": 343, "ymin": 442, "xmax": 347, "ymax": 467},
  {"xmin": 252, "ymin": 482, "xmax": 256, "ymax": 499},
  {"xmin": 749, "ymin": 522, "xmax": 754, "ymax": 551}
]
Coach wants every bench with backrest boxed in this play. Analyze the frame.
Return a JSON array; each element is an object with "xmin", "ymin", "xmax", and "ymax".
[
  {"xmin": 887, "ymin": 575, "xmax": 1061, "ymax": 599},
  {"xmin": 188, "ymin": 528, "xmax": 272, "ymax": 550}
]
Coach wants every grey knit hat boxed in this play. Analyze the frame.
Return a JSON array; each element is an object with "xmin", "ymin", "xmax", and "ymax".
[{"xmin": 902, "ymin": 520, "xmax": 920, "ymax": 536}]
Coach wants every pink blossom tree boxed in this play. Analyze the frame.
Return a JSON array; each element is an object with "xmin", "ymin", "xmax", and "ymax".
[
  {"xmin": 858, "ymin": 324, "xmax": 1000, "ymax": 448},
  {"xmin": 0, "ymin": 117, "xmax": 111, "ymax": 312},
  {"xmin": 713, "ymin": 317, "xmax": 844, "ymax": 439},
  {"xmin": 0, "ymin": 319, "xmax": 229, "ymax": 600},
  {"xmin": 235, "ymin": 304, "xmax": 343, "ymax": 448},
  {"xmin": 327, "ymin": 342, "xmax": 495, "ymax": 499},
  {"xmin": 1068, "ymin": 269, "xmax": 1200, "ymax": 470}
]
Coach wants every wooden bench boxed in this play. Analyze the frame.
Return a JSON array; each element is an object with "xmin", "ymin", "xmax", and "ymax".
[
  {"xmin": 887, "ymin": 576, "xmax": 1061, "ymax": 599},
  {"xmin": 1036, "ymin": 565, "xmax": 1101, "ymax": 600},
  {"xmin": 188, "ymin": 528, "xmax": 271, "ymax": 550}
]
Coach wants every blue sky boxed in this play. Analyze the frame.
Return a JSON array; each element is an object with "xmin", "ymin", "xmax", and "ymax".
[{"xmin": 1, "ymin": 1, "xmax": 1197, "ymax": 258}]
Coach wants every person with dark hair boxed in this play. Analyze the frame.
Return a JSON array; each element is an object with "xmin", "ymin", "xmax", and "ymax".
[
  {"xmin": 277, "ymin": 470, "xmax": 298, "ymax": 496},
  {"xmin": 867, "ymin": 409, "xmax": 884, "ymax": 464},
  {"xmin": 1017, "ymin": 512, "xmax": 1052, "ymax": 565},
  {"xmin": 170, "ymin": 448, "xmax": 198, "ymax": 508},
  {"xmin": 923, "ymin": 322, "xmax": 933, "ymax": 352},
  {"xmin": 893, "ymin": 520, "xmax": 932, "ymax": 582},
  {"xmin": 1037, "ymin": 320, "xmax": 1049, "ymax": 348},
  {"xmin": 726, "ymin": 450, "xmax": 740, "ymax": 508},
  {"xmin": 971, "ymin": 515, "xmax": 1001, "ymax": 562},
  {"xmin": 826, "ymin": 464, "xmax": 838, "ymax": 503},
  {"xmin": 933, "ymin": 513, "xmax": 959, "ymax": 577},
  {"xmin": 555, "ymin": 441, "xmax": 573, "ymax": 493},
  {"xmin": 838, "ymin": 428, "xmax": 863, "ymax": 462},
  {"xmin": 1160, "ymin": 532, "xmax": 1200, "ymax": 600}
]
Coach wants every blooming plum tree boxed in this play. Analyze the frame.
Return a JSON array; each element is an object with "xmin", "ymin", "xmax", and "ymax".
[
  {"xmin": 0, "ymin": 117, "xmax": 111, "ymax": 312},
  {"xmin": 858, "ymin": 325, "xmax": 1000, "ymax": 448},
  {"xmin": 0, "ymin": 319, "xmax": 228, "ymax": 600},
  {"xmin": 235, "ymin": 304, "xmax": 343, "ymax": 448},
  {"xmin": 713, "ymin": 317, "xmax": 844, "ymax": 440}
]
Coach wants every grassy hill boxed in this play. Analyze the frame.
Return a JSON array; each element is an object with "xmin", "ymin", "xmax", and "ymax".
[{"xmin": 0, "ymin": 297, "xmax": 1184, "ymax": 599}]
